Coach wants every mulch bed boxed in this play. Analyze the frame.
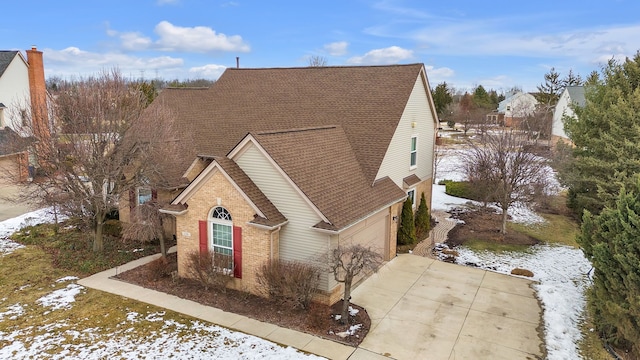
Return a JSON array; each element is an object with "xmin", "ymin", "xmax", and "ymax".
[
  {"xmin": 446, "ymin": 207, "xmax": 540, "ymax": 247},
  {"xmin": 114, "ymin": 252, "xmax": 371, "ymax": 347}
]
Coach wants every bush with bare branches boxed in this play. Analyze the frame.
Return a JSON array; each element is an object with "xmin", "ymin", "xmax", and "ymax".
[
  {"xmin": 256, "ymin": 260, "xmax": 321, "ymax": 309},
  {"xmin": 323, "ymin": 244, "xmax": 383, "ymax": 324},
  {"xmin": 184, "ymin": 250, "xmax": 235, "ymax": 292}
]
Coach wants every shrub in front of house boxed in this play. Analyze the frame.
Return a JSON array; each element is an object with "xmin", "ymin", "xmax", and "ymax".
[
  {"xmin": 255, "ymin": 260, "xmax": 321, "ymax": 310},
  {"xmin": 146, "ymin": 256, "xmax": 177, "ymax": 282},
  {"xmin": 397, "ymin": 197, "xmax": 417, "ymax": 246},
  {"xmin": 103, "ymin": 219, "xmax": 122, "ymax": 237},
  {"xmin": 415, "ymin": 192, "xmax": 430, "ymax": 239},
  {"xmin": 184, "ymin": 250, "xmax": 235, "ymax": 292}
]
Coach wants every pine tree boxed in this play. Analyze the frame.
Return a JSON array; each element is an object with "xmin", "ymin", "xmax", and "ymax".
[
  {"xmin": 431, "ymin": 82, "xmax": 453, "ymax": 119},
  {"xmin": 578, "ymin": 180, "xmax": 640, "ymax": 354},
  {"xmin": 560, "ymin": 52, "xmax": 640, "ymax": 217},
  {"xmin": 414, "ymin": 192, "xmax": 430, "ymax": 239},
  {"xmin": 397, "ymin": 198, "xmax": 417, "ymax": 245}
]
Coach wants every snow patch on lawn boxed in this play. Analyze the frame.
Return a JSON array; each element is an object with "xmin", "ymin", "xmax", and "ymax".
[
  {"xmin": 0, "ymin": 208, "xmax": 62, "ymax": 255},
  {"xmin": 0, "ymin": 303, "xmax": 25, "ymax": 321},
  {"xmin": 36, "ymin": 284, "xmax": 84, "ymax": 313}
]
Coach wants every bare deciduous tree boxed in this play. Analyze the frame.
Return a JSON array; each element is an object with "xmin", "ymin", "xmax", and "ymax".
[
  {"xmin": 308, "ymin": 55, "xmax": 328, "ymax": 67},
  {"xmin": 10, "ymin": 69, "xmax": 183, "ymax": 252},
  {"xmin": 461, "ymin": 131, "xmax": 551, "ymax": 235},
  {"xmin": 324, "ymin": 244, "xmax": 382, "ymax": 324}
]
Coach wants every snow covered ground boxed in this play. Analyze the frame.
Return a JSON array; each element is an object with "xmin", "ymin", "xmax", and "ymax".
[
  {"xmin": 0, "ymin": 210, "xmax": 323, "ymax": 359},
  {"xmin": 433, "ymin": 145, "xmax": 593, "ymax": 360}
]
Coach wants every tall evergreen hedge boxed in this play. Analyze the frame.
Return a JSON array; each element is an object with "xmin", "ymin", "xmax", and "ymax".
[{"xmin": 397, "ymin": 197, "xmax": 417, "ymax": 246}]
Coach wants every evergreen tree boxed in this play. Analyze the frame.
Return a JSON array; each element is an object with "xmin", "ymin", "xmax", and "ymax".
[
  {"xmin": 562, "ymin": 69, "xmax": 583, "ymax": 87},
  {"xmin": 414, "ymin": 192, "xmax": 430, "ymax": 239},
  {"xmin": 397, "ymin": 198, "xmax": 417, "ymax": 245},
  {"xmin": 431, "ymin": 82, "xmax": 453, "ymax": 119},
  {"xmin": 472, "ymin": 85, "xmax": 492, "ymax": 110},
  {"xmin": 561, "ymin": 52, "xmax": 640, "ymax": 217},
  {"xmin": 578, "ymin": 180, "xmax": 640, "ymax": 354},
  {"xmin": 534, "ymin": 67, "xmax": 563, "ymax": 109}
]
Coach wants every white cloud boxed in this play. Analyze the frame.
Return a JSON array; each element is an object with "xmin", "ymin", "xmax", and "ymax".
[
  {"xmin": 410, "ymin": 21, "xmax": 640, "ymax": 66},
  {"xmin": 154, "ymin": 21, "xmax": 250, "ymax": 53},
  {"xmin": 347, "ymin": 46, "xmax": 414, "ymax": 65},
  {"xmin": 43, "ymin": 47, "xmax": 184, "ymax": 79},
  {"xmin": 425, "ymin": 65, "xmax": 454, "ymax": 78},
  {"xmin": 324, "ymin": 41, "xmax": 348, "ymax": 56},
  {"xmin": 118, "ymin": 32, "xmax": 153, "ymax": 51},
  {"xmin": 189, "ymin": 64, "xmax": 227, "ymax": 78},
  {"xmin": 157, "ymin": 0, "xmax": 180, "ymax": 5}
]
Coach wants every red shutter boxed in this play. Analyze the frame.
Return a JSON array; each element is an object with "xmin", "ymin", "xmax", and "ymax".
[
  {"xmin": 233, "ymin": 226, "xmax": 242, "ymax": 279},
  {"xmin": 199, "ymin": 220, "xmax": 208, "ymax": 254},
  {"xmin": 151, "ymin": 189, "xmax": 158, "ymax": 203}
]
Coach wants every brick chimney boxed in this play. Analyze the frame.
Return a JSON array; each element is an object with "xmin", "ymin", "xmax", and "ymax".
[{"xmin": 26, "ymin": 46, "xmax": 50, "ymax": 140}]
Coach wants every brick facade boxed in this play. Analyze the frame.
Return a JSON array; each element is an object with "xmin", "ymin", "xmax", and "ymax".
[{"xmin": 175, "ymin": 170, "xmax": 275, "ymax": 296}]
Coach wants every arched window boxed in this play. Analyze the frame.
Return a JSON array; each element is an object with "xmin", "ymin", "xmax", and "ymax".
[{"xmin": 209, "ymin": 206, "xmax": 233, "ymax": 271}]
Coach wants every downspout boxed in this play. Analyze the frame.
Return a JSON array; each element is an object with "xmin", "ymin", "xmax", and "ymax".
[{"xmin": 270, "ymin": 226, "xmax": 281, "ymax": 263}]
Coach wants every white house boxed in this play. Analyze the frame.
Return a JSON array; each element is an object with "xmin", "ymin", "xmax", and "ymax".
[
  {"xmin": 498, "ymin": 91, "xmax": 538, "ymax": 127},
  {"xmin": 552, "ymin": 86, "xmax": 585, "ymax": 145}
]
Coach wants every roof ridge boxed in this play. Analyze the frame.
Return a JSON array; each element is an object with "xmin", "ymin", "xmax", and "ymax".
[
  {"xmin": 255, "ymin": 125, "xmax": 338, "ymax": 136},
  {"xmin": 228, "ymin": 63, "xmax": 423, "ymax": 71}
]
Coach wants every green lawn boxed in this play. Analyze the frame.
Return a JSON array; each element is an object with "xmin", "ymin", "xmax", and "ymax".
[{"xmin": 508, "ymin": 212, "xmax": 580, "ymax": 248}]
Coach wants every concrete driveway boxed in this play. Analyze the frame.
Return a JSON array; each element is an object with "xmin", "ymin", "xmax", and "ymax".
[
  {"xmin": 0, "ymin": 185, "xmax": 34, "ymax": 221},
  {"xmin": 349, "ymin": 254, "xmax": 544, "ymax": 360}
]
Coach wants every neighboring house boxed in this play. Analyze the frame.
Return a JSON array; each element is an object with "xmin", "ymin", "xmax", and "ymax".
[
  {"xmin": 129, "ymin": 64, "xmax": 439, "ymax": 304},
  {"xmin": 0, "ymin": 128, "xmax": 29, "ymax": 185},
  {"xmin": 551, "ymin": 86, "xmax": 585, "ymax": 145},
  {"xmin": 0, "ymin": 47, "xmax": 49, "ymax": 183},
  {"xmin": 497, "ymin": 91, "xmax": 538, "ymax": 127}
]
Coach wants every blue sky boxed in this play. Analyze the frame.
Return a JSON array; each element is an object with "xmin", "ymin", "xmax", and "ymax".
[{"xmin": 3, "ymin": 0, "xmax": 639, "ymax": 92}]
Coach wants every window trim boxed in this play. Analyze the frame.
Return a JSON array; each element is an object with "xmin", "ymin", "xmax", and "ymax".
[
  {"xmin": 407, "ymin": 188, "xmax": 416, "ymax": 210},
  {"xmin": 136, "ymin": 187, "xmax": 152, "ymax": 206},
  {"xmin": 208, "ymin": 206, "xmax": 234, "ymax": 273},
  {"xmin": 410, "ymin": 135, "xmax": 418, "ymax": 169}
]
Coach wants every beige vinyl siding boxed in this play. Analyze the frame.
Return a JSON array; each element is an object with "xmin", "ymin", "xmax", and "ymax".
[
  {"xmin": 235, "ymin": 144, "xmax": 333, "ymax": 290},
  {"xmin": 339, "ymin": 208, "xmax": 389, "ymax": 256},
  {"xmin": 376, "ymin": 73, "xmax": 436, "ymax": 187}
]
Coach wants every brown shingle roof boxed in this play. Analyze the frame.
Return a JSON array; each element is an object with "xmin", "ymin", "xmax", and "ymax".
[
  {"xmin": 150, "ymin": 64, "xmax": 426, "ymax": 230},
  {"xmin": 253, "ymin": 126, "xmax": 406, "ymax": 229},
  {"xmin": 213, "ymin": 157, "xmax": 287, "ymax": 227},
  {"xmin": 145, "ymin": 64, "xmax": 424, "ymax": 183}
]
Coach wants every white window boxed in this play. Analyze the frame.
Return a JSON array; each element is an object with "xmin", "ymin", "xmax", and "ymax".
[
  {"xmin": 209, "ymin": 206, "xmax": 233, "ymax": 271},
  {"xmin": 407, "ymin": 189, "xmax": 416, "ymax": 209},
  {"xmin": 410, "ymin": 135, "xmax": 418, "ymax": 169},
  {"xmin": 137, "ymin": 187, "xmax": 152, "ymax": 205}
]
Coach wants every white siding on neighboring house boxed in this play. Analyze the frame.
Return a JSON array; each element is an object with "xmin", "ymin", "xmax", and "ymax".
[
  {"xmin": 376, "ymin": 73, "xmax": 436, "ymax": 187},
  {"xmin": 234, "ymin": 143, "xmax": 332, "ymax": 288},
  {"xmin": 552, "ymin": 90, "xmax": 572, "ymax": 140},
  {"xmin": 0, "ymin": 54, "xmax": 30, "ymax": 130}
]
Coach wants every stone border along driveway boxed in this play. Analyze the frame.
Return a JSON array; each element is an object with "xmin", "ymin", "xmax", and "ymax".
[{"xmin": 79, "ymin": 211, "xmax": 545, "ymax": 360}]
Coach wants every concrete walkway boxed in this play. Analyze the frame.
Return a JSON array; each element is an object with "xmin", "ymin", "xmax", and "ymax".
[{"xmin": 78, "ymin": 251, "xmax": 356, "ymax": 360}]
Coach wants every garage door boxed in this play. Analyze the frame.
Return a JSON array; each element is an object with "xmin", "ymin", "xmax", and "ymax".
[
  {"xmin": 0, "ymin": 155, "xmax": 21, "ymax": 186},
  {"xmin": 343, "ymin": 210, "xmax": 389, "ymax": 259}
]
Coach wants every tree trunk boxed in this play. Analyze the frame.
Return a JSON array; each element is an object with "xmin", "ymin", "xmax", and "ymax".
[
  {"xmin": 501, "ymin": 206, "xmax": 508, "ymax": 235},
  {"xmin": 93, "ymin": 209, "xmax": 105, "ymax": 252},
  {"xmin": 341, "ymin": 274, "xmax": 353, "ymax": 325},
  {"xmin": 159, "ymin": 230, "xmax": 167, "ymax": 258}
]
